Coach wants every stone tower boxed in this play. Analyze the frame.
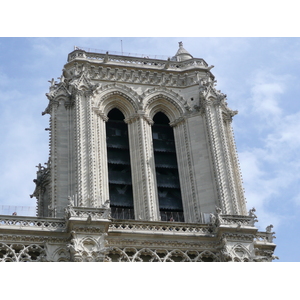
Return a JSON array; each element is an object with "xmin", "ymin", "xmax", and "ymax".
[{"xmin": 0, "ymin": 43, "xmax": 276, "ymax": 262}]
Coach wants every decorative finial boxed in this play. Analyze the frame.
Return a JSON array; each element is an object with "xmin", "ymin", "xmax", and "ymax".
[{"xmin": 179, "ymin": 41, "xmax": 183, "ymax": 47}]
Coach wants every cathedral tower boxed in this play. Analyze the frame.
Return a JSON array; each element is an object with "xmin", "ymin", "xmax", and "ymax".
[{"xmin": 0, "ymin": 43, "xmax": 276, "ymax": 262}]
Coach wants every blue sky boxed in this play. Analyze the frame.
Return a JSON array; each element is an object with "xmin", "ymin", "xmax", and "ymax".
[{"xmin": 0, "ymin": 37, "xmax": 299, "ymax": 263}]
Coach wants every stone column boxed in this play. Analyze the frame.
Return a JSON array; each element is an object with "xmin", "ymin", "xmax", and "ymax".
[
  {"xmin": 201, "ymin": 97, "xmax": 231, "ymax": 214},
  {"xmin": 171, "ymin": 118, "xmax": 201, "ymax": 223},
  {"xmin": 49, "ymin": 97, "xmax": 72, "ymax": 217},
  {"xmin": 125, "ymin": 112, "xmax": 160, "ymax": 221},
  {"xmin": 74, "ymin": 90, "xmax": 89, "ymax": 207},
  {"xmin": 219, "ymin": 112, "xmax": 247, "ymax": 215},
  {"xmin": 93, "ymin": 109, "xmax": 110, "ymax": 207}
]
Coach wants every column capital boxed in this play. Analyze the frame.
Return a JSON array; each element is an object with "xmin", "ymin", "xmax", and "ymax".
[{"xmin": 93, "ymin": 107, "xmax": 108, "ymax": 121}]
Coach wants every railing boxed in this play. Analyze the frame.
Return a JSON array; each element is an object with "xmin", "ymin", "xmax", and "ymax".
[
  {"xmin": 0, "ymin": 205, "xmax": 36, "ymax": 217},
  {"xmin": 73, "ymin": 46, "xmax": 170, "ymax": 60},
  {"xmin": 219, "ymin": 215, "xmax": 256, "ymax": 227},
  {"xmin": 255, "ymin": 231, "xmax": 276, "ymax": 243},
  {"xmin": 109, "ymin": 220, "xmax": 213, "ymax": 235},
  {"xmin": 0, "ymin": 215, "xmax": 66, "ymax": 231},
  {"xmin": 160, "ymin": 210, "xmax": 184, "ymax": 222},
  {"xmin": 111, "ymin": 207, "xmax": 135, "ymax": 220},
  {"xmin": 65, "ymin": 206, "xmax": 110, "ymax": 220},
  {"xmin": 68, "ymin": 49, "xmax": 209, "ymax": 70},
  {"xmin": 110, "ymin": 208, "xmax": 184, "ymax": 222}
]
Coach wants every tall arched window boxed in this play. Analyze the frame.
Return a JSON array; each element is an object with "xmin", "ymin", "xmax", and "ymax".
[
  {"xmin": 106, "ymin": 108, "xmax": 134, "ymax": 219},
  {"xmin": 152, "ymin": 112, "xmax": 184, "ymax": 222}
]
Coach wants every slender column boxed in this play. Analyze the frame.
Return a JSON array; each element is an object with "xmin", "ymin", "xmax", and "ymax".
[
  {"xmin": 215, "ymin": 103, "xmax": 239, "ymax": 214},
  {"xmin": 93, "ymin": 109, "xmax": 110, "ymax": 207},
  {"xmin": 74, "ymin": 90, "xmax": 89, "ymax": 207},
  {"xmin": 172, "ymin": 119, "xmax": 201, "ymax": 223},
  {"xmin": 67, "ymin": 100, "xmax": 75, "ymax": 206},
  {"xmin": 49, "ymin": 100, "xmax": 58, "ymax": 216},
  {"xmin": 222, "ymin": 115, "xmax": 247, "ymax": 215},
  {"xmin": 49, "ymin": 96, "xmax": 72, "ymax": 217},
  {"xmin": 86, "ymin": 91, "xmax": 98, "ymax": 207},
  {"xmin": 125, "ymin": 112, "xmax": 159, "ymax": 221},
  {"xmin": 202, "ymin": 98, "xmax": 230, "ymax": 214}
]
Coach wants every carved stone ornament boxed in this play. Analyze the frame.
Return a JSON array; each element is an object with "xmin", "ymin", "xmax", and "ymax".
[{"xmin": 67, "ymin": 231, "xmax": 109, "ymax": 262}]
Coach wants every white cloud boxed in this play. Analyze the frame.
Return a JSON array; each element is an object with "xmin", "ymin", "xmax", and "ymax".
[
  {"xmin": 239, "ymin": 149, "xmax": 285, "ymax": 229},
  {"xmin": 266, "ymin": 111, "xmax": 300, "ymax": 151},
  {"xmin": 251, "ymin": 82, "xmax": 283, "ymax": 117},
  {"xmin": 248, "ymin": 69, "xmax": 288, "ymax": 124},
  {"xmin": 292, "ymin": 193, "xmax": 300, "ymax": 206},
  {"xmin": 0, "ymin": 69, "xmax": 9, "ymax": 87},
  {"xmin": 235, "ymin": 64, "xmax": 300, "ymax": 230},
  {"xmin": 238, "ymin": 108, "xmax": 300, "ymax": 229}
]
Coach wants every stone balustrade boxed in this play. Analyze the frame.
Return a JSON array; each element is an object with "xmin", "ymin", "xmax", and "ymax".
[
  {"xmin": 109, "ymin": 220, "xmax": 213, "ymax": 236},
  {"xmin": 65, "ymin": 206, "xmax": 111, "ymax": 220},
  {"xmin": 67, "ymin": 49, "xmax": 209, "ymax": 70},
  {"xmin": 219, "ymin": 214, "xmax": 257, "ymax": 227},
  {"xmin": 0, "ymin": 215, "xmax": 66, "ymax": 231},
  {"xmin": 255, "ymin": 231, "xmax": 276, "ymax": 243}
]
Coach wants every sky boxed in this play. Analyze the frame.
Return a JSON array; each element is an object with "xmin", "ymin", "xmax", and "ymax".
[{"xmin": 0, "ymin": 37, "xmax": 299, "ymax": 264}]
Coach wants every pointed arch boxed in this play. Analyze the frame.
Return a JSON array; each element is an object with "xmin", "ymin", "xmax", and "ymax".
[
  {"xmin": 143, "ymin": 91, "xmax": 186, "ymax": 123},
  {"xmin": 194, "ymin": 250, "xmax": 219, "ymax": 262},
  {"xmin": 106, "ymin": 108, "xmax": 135, "ymax": 220},
  {"xmin": 18, "ymin": 244, "xmax": 46, "ymax": 262},
  {"xmin": 132, "ymin": 248, "xmax": 162, "ymax": 262},
  {"xmin": 231, "ymin": 244, "xmax": 252, "ymax": 261},
  {"xmin": 0, "ymin": 243, "xmax": 18, "ymax": 262},
  {"xmin": 163, "ymin": 249, "xmax": 192, "ymax": 262},
  {"xmin": 51, "ymin": 247, "xmax": 70, "ymax": 262},
  {"xmin": 105, "ymin": 247, "xmax": 135, "ymax": 262},
  {"xmin": 151, "ymin": 112, "xmax": 184, "ymax": 222},
  {"xmin": 93, "ymin": 83, "xmax": 140, "ymax": 120}
]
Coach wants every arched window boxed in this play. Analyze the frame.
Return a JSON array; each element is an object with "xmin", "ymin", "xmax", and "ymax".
[
  {"xmin": 106, "ymin": 108, "xmax": 134, "ymax": 219},
  {"xmin": 152, "ymin": 112, "xmax": 184, "ymax": 222}
]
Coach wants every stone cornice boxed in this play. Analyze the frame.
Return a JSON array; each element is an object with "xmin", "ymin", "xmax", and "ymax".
[
  {"xmin": 67, "ymin": 49, "xmax": 211, "ymax": 72},
  {"xmin": 63, "ymin": 57, "xmax": 214, "ymax": 89}
]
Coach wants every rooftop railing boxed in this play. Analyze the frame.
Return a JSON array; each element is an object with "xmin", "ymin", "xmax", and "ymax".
[
  {"xmin": 0, "ymin": 205, "xmax": 36, "ymax": 217},
  {"xmin": 73, "ymin": 46, "xmax": 170, "ymax": 60},
  {"xmin": 67, "ymin": 47, "xmax": 209, "ymax": 70}
]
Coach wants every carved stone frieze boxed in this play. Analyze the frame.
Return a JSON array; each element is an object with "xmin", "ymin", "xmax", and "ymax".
[
  {"xmin": 104, "ymin": 246, "xmax": 220, "ymax": 262},
  {"xmin": 67, "ymin": 230, "xmax": 109, "ymax": 262},
  {"xmin": 107, "ymin": 238, "xmax": 218, "ymax": 250},
  {"xmin": 65, "ymin": 59, "xmax": 206, "ymax": 89}
]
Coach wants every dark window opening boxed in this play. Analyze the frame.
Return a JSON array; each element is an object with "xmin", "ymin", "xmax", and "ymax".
[
  {"xmin": 152, "ymin": 112, "xmax": 184, "ymax": 222},
  {"xmin": 106, "ymin": 108, "xmax": 134, "ymax": 220}
]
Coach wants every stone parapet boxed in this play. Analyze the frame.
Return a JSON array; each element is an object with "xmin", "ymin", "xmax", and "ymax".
[
  {"xmin": 0, "ymin": 209, "xmax": 277, "ymax": 261},
  {"xmin": 67, "ymin": 49, "xmax": 209, "ymax": 71}
]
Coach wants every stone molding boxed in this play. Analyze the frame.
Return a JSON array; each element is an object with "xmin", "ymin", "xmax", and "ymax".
[{"xmin": 0, "ymin": 211, "xmax": 277, "ymax": 262}]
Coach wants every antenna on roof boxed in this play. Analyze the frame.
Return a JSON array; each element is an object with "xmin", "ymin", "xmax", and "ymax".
[{"xmin": 121, "ymin": 40, "xmax": 123, "ymax": 55}]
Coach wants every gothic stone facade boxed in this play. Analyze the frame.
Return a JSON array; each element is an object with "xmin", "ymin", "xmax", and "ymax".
[{"xmin": 0, "ymin": 43, "xmax": 276, "ymax": 262}]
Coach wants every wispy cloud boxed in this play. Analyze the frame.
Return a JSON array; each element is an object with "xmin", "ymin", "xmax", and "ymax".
[
  {"xmin": 248, "ymin": 69, "xmax": 288, "ymax": 124},
  {"xmin": 238, "ymin": 68, "xmax": 300, "ymax": 229}
]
